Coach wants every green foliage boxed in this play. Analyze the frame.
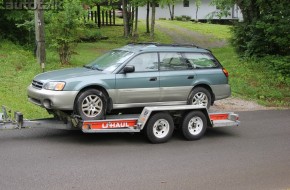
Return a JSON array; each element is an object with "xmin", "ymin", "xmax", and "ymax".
[
  {"xmin": 212, "ymin": 47, "xmax": 290, "ymax": 107},
  {"xmin": 0, "ymin": 10, "xmax": 34, "ymax": 44},
  {"xmin": 210, "ymin": 0, "xmax": 233, "ymax": 19},
  {"xmin": 231, "ymin": 1, "xmax": 290, "ymax": 57},
  {"xmin": 259, "ymin": 55, "xmax": 290, "ymax": 80},
  {"xmin": 211, "ymin": 0, "xmax": 290, "ymax": 80},
  {"xmin": 46, "ymin": 0, "xmax": 85, "ymax": 65},
  {"xmin": 78, "ymin": 29, "xmax": 102, "ymax": 42}
]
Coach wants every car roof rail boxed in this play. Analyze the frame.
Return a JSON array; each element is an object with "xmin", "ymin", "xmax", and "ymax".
[
  {"xmin": 127, "ymin": 42, "xmax": 159, "ymax": 46},
  {"xmin": 155, "ymin": 43, "xmax": 199, "ymax": 48},
  {"xmin": 126, "ymin": 42, "xmax": 212, "ymax": 52}
]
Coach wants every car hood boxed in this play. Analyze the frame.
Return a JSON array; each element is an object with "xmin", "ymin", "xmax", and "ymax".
[{"xmin": 34, "ymin": 67, "xmax": 104, "ymax": 81}]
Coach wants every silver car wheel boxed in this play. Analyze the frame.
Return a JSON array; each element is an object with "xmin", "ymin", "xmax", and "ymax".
[
  {"xmin": 188, "ymin": 116, "xmax": 203, "ymax": 135},
  {"xmin": 152, "ymin": 119, "xmax": 170, "ymax": 139},
  {"xmin": 81, "ymin": 95, "xmax": 103, "ymax": 118},
  {"xmin": 192, "ymin": 92, "xmax": 208, "ymax": 107}
]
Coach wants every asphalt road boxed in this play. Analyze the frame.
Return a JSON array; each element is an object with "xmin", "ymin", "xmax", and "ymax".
[{"xmin": 0, "ymin": 110, "xmax": 289, "ymax": 190}]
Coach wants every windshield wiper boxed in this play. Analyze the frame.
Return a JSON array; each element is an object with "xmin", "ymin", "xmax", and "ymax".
[
  {"xmin": 83, "ymin": 65, "xmax": 93, "ymax": 69},
  {"xmin": 92, "ymin": 66, "xmax": 103, "ymax": 71},
  {"xmin": 83, "ymin": 65, "xmax": 103, "ymax": 71}
]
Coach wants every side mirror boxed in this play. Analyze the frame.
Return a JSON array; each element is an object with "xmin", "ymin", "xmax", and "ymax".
[{"xmin": 123, "ymin": 65, "xmax": 135, "ymax": 73}]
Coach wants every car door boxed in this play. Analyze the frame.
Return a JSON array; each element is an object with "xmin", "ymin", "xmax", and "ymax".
[
  {"xmin": 159, "ymin": 52, "xmax": 196, "ymax": 102},
  {"xmin": 115, "ymin": 52, "xmax": 160, "ymax": 104}
]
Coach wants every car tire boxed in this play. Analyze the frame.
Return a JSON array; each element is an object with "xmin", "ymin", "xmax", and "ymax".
[
  {"xmin": 145, "ymin": 112, "xmax": 174, "ymax": 144},
  {"xmin": 75, "ymin": 89, "xmax": 106, "ymax": 120},
  {"xmin": 188, "ymin": 87, "xmax": 212, "ymax": 109},
  {"xmin": 181, "ymin": 111, "xmax": 207, "ymax": 141}
]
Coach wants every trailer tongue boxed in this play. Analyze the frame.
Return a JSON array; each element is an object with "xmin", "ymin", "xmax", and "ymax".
[{"xmin": 1, "ymin": 105, "xmax": 240, "ymax": 143}]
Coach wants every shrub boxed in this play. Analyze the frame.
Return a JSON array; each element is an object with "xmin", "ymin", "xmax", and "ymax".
[
  {"xmin": 46, "ymin": 0, "xmax": 85, "ymax": 65},
  {"xmin": 79, "ymin": 29, "xmax": 102, "ymax": 42},
  {"xmin": 175, "ymin": 16, "xmax": 182, "ymax": 21},
  {"xmin": 175, "ymin": 15, "xmax": 191, "ymax": 21}
]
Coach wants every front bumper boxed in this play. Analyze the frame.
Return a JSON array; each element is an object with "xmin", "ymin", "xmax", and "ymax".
[{"xmin": 27, "ymin": 85, "xmax": 79, "ymax": 110}]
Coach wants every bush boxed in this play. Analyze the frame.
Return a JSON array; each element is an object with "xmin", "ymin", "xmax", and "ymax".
[
  {"xmin": 175, "ymin": 15, "xmax": 191, "ymax": 21},
  {"xmin": 0, "ymin": 10, "xmax": 34, "ymax": 45},
  {"xmin": 231, "ymin": 1, "xmax": 290, "ymax": 57},
  {"xmin": 259, "ymin": 55, "xmax": 290, "ymax": 80},
  {"xmin": 79, "ymin": 29, "xmax": 102, "ymax": 42},
  {"xmin": 46, "ymin": 0, "xmax": 85, "ymax": 65}
]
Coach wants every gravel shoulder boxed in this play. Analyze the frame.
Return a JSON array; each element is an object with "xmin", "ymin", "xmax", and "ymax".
[
  {"xmin": 156, "ymin": 21, "xmax": 278, "ymax": 112},
  {"xmin": 210, "ymin": 97, "xmax": 278, "ymax": 112}
]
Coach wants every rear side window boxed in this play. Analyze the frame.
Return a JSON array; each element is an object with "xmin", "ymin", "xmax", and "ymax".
[
  {"xmin": 183, "ymin": 53, "xmax": 219, "ymax": 69},
  {"xmin": 159, "ymin": 52, "xmax": 191, "ymax": 71}
]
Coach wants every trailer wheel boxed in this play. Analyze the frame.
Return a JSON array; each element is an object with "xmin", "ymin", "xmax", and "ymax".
[
  {"xmin": 181, "ymin": 111, "xmax": 207, "ymax": 141},
  {"xmin": 145, "ymin": 112, "xmax": 174, "ymax": 144},
  {"xmin": 75, "ymin": 89, "xmax": 106, "ymax": 120}
]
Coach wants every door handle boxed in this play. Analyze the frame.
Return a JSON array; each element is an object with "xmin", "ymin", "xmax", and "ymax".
[
  {"xmin": 187, "ymin": 76, "xmax": 194, "ymax": 79},
  {"xmin": 149, "ymin": 77, "xmax": 157, "ymax": 81}
]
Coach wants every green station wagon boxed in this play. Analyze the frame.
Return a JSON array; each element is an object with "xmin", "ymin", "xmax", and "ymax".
[{"xmin": 27, "ymin": 43, "xmax": 231, "ymax": 120}]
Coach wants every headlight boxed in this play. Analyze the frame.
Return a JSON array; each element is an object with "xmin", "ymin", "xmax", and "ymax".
[{"xmin": 43, "ymin": 82, "xmax": 66, "ymax": 91}]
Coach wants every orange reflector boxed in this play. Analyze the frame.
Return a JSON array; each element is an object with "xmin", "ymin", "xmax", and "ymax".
[{"xmin": 210, "ymin": 113, "xmax": 229, "ymax": 120}]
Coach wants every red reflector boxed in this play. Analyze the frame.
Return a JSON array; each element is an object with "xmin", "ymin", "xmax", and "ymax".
[
  {"xmin": 210, "ymin": 114, "xmax": 229, "ymax": 120},
  {"xmin": 223, "ymin": 68, "xmax": 229, "ymax": 77}
]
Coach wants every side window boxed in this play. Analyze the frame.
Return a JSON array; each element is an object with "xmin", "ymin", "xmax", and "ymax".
[
  {"xmin": 183, "ymin": 53, "xmax": 219, "ymax": 69},
  {"xmin": 160, "ymin": 52, "xmax": 190, "ymax": 71},
  {"xmin": 127, "ymin": 53, "xmax": 158, "ymax": 72}
]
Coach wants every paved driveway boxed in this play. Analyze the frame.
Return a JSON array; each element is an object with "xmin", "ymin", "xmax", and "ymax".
[{"xmin": 0, "ymin": 110, "xmax": 289, "ymax": 190}]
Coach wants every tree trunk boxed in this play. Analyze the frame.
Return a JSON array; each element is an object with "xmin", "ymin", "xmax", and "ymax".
[
  {"xmin": 122, "ymin": 0, "xmax": 129, "ymax": 37},
  {"xmin": 195, "ymin": 7, "xmax": 198, "ymax": 21},
  {"xmin": 130, "ymin": 6, "xmax": 135, "ymax": 36},
  {"xmin": 150, "ymin": 1, "xmax": 156, "ymax": 40},
  {"xmin": 172, "ymin": 5, "xmax": 174, "ymax": 20},
  {"xmin": 134, "ymin": 6, "xmax": 138, "ymax": 33},
  {"xmin": 168, "ymin": 4, "xmax": 175, "ymax": 20},
  {"xmin": 132, "ymin": 6, "xmax": 139, "ymax": 41},
  {"xmin": 34, "ymin": 0, "xmax": 46, "ymax": 70},
  {"xmin": 236, "ymin": 0, "xmax": 259, "ymax": 23},
  {"xmin": 146, "ymin": 1, "xmax": 150, "ymax": 33}
]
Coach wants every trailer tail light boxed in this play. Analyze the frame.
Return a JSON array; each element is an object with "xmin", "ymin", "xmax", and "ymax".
[
  {"xmin": 222, "ymin": 68, "xmax": 229, "ymax": 78},
  {"xmin": 210, "ymin": 113, "xmax": 229, "ymax": 120}
]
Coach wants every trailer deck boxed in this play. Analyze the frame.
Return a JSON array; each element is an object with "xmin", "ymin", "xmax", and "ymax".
[{"xmin": 1, "ymin": 105, "xmax": 240, "ymax": 143}]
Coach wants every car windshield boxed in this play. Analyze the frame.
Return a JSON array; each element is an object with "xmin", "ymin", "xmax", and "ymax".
[{"xmin": 85, "ymin": 50, "xmax": 134, "ymax": 72}]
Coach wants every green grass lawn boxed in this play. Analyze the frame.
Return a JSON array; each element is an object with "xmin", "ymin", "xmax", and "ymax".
[
  {"xmin": 0, "ymin": 21, "xmax": 288, "ymax": 119},
  {"xmin": 157, "ymin": 20, "xmax": 232, "ymax": 40},
  {"xmin": 212, "ymin": 46, "xmax": 289, "ymax": 106}
]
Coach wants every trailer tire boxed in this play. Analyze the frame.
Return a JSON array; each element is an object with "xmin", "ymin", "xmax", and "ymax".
[
  {"xmin": 145, "ymin": 112, "xmax": 174, "ymax": 144},
  {"xmin": 181, "ymin": 111, "xmax": 207, "ymax": 141},
  {"xmin": 75, "ymin": 89, "xmax": 106, "ymax": 120}
]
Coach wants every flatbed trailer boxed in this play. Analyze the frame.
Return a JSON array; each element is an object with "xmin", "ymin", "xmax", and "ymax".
[{"xmin": 0, "ymin": 105, "xmax": 240, "ymax": 143}]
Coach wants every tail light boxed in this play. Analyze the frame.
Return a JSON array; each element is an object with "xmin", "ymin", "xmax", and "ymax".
[{"xmin": 222, "ymin": 68, "xmax": 229, "ymax": 78}]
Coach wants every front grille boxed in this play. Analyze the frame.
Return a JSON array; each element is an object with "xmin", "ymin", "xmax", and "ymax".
[{"xmin": 32, "ymin": 80, "xmax": 43, "ymax": 89}]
